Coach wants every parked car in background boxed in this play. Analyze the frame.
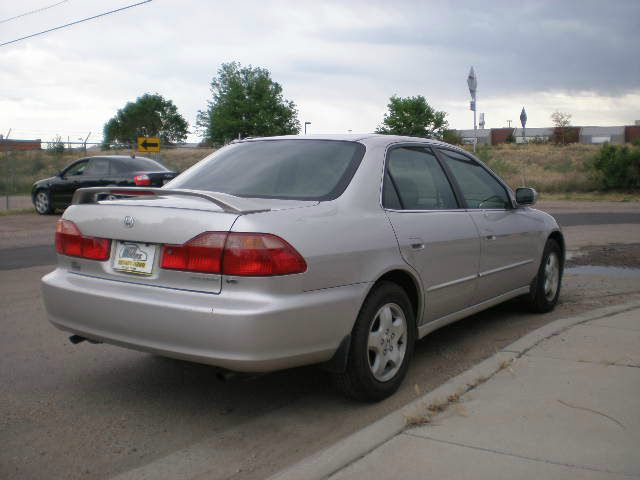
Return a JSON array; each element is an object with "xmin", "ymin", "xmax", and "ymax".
[
  {"xmin": 41, "ymin": 135, "xmax": 564, "ymax": 401},
  {"xmin": 31, "ymin": 155, "xmax": 177, "ymax": 214}
]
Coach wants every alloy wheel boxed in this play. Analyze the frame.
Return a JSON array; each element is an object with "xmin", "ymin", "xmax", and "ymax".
[
  {"xmin": 543, "ymin": 252, "xmax": 560, "ymax": 302},
  {"xmin": 367, "ymin": 303, "xmax": 407, "ymax": 382},
  {"xmin": 35, "ymin": 191, "xmax": 49, "ymax": 214}
]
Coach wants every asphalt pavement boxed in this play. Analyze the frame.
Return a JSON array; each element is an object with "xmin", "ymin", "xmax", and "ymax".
[{"xmin": 2, "ymin": 204, "xmax": 640, "ymax": 479}]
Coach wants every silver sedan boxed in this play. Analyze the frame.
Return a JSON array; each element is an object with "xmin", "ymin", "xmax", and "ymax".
[{"xmin": 41, "ymin": 134, "xmax": 564, "ymax": 401}]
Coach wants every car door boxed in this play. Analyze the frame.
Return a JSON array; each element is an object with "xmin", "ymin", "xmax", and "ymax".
[
  {"xmin": 436, "ymin": 148, "xmax": 541, "ymax": 302},
  {"xmin": 383, "ymin": 145, "xmax": 481, "ymax": 323},
  {"xmin": 50, "ymin": 159, "xmax": 89, "ymax": 207}
]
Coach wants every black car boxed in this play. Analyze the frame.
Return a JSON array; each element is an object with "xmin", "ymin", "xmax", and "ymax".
[{"xmin": 31, "ymin": 155, "xmax": 177, "ymax": 214}]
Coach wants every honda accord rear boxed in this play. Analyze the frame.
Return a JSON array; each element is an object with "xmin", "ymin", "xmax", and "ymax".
[{"xmin": 41, "ymin": 138, "xmax": 378, "ymax": 373}]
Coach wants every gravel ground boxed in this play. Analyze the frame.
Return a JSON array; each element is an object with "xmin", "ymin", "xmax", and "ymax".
[{"xmin": 567, "ymin": 243, "xmax": 640, "ymax": 268}]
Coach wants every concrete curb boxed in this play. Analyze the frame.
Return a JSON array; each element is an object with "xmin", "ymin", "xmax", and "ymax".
[{"xmin": 269, "ymin": 300, "xmax": 640, "ymax": 480}]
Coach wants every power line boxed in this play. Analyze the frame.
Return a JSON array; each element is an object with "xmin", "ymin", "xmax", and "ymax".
[
  {"xmin": 0, "ymin": 0, "xmax": 153, "ymax": 47},
  {"xmin": 0, "ymin": 0, "xmax": 69, "ymax": 25}
]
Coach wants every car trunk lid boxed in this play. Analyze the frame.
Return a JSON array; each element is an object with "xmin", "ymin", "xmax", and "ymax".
[{"xmin": 58, "ymin": 188, "xmax": 316, "ymax": 294}]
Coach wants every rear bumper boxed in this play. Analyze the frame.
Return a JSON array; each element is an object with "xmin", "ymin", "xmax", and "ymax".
[{"xmin": 41, "ymin": 268, "xmax": 369, "ymax": 372}]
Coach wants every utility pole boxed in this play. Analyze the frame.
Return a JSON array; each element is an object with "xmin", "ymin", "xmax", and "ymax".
[
  {"xmin": 4, "ymin": 129, "xmax": 11, "ymax": 210},
  {"xmin": 507, "ymin": 120, "xmax": 512, "ymax": 128},
  {"xmin": 467, "ymin": 67, "xmax": 478, "ymax": 152},
  {"xmin": 83, "ymin": 132, "xmax": 91, "ymax": 155}
]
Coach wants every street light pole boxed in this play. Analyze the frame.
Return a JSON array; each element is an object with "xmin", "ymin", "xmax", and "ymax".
[
  {"xmin": 304, "ymin": 121, "xmax": 311, "ymax": 135},
  {"xmin": 467, "ymin": 67, "xmax": 478, "ymax": 152}
]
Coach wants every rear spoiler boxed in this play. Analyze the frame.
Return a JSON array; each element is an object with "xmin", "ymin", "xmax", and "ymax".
[{"xmin": 71, "ymin": 187, "xmax": 270, "ymax": 215}]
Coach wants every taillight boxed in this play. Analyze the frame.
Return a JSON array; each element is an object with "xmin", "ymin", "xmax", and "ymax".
[
  {"xmin": 160, "ymin": 232, "xmax": 306, "ymax": 276},
  {"xmin": 161, "ymin": 232, "xmax": 225, "ymax": 273},
  {"xmin": 55, "ymin": 219, "xmax": 111, "ymax": 261},
  {"xmin": 223, "ymin": 233, "xmax": 307, "ymax": 276},
  {"xmin": 134, "ymin": 174, "xmax": 151, "ymax": 186}
]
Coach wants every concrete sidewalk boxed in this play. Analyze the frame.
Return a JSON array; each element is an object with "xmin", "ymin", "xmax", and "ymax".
[{"xmin": 273, "ymin": 303, "xmax": 640, "ymax": 480}]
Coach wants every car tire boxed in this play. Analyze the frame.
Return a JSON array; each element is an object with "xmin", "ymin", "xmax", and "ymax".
[
  {"xmin": 34, "ymin": 189, "xmax": 53, "ymax": 215},
  {"xmin": 524, "ymin": 238, "xmax": 563, "ymax": 313},
  {"xmin": 331, "ymin": 281, "xmax": 416, "ymax": 402}
]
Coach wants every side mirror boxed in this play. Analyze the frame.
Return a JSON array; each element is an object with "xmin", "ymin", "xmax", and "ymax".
[
  {"xmin": 57, "ymin": 170, "xmax": 64, "ymax": 178},
  {"xmin": 515, "ymin": 187, "xmax": 537, "ymax": 206}
]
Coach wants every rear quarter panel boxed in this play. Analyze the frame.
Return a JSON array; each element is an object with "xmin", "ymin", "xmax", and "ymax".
[{"xmin": 231, "ymin": 202, "xmax": 405, "ymax": 293}]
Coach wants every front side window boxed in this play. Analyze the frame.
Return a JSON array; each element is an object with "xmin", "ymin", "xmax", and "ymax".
[
  {"xmin": 64, "ymin": 160, "xmax": 88, "ymax": 176},
  {"xmin": 438, "ymin": 149, "xmax": 511, "ymax": 209},
  {"xmin": 167, "ymin": 140, "xmax": 365, "ymax": 200},
  {"xmin": 84, "ymin": 158, "xmax": 110, "ymax": 176},
  {"xmin": 383, "ymin": 147, "xmax": 458, "ymax": 210}
]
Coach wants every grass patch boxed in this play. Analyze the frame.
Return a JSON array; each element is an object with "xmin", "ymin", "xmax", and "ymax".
[
  {"xmin": 0, "ymin": 208, "xmax": 35, "ymax": 216},
  {"xmin": 465, "ymin": 143, "xmax": 602, "ymax": 193},
  {"xmin": 2, "ymin": 143, "xmax": 638, "ymax": 198},
  {"xmin": 539, "ymin": 191, "xmax": 640, "ymax": 202}
]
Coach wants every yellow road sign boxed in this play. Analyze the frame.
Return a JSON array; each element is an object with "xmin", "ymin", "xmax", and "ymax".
[{"xmin": 137, "ymin": 136, "xmax": 160, "ymax": 152}]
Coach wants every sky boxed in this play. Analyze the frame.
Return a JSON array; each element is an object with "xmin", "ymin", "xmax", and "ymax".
[{"xmin": 1, "ymin": 0, "xmax": 639, "ymax": 144}]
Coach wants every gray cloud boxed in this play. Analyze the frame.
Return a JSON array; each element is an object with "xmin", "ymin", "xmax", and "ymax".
[
  {"xmin": 315, "ymin": 0, "xmax": 640, "ymax": 95},
  {"xmin": 0, "ymin": 0, "xmax": 638, "ymax": 139}
]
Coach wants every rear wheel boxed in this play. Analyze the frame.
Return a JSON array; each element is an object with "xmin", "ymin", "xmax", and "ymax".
[
  {"xmin": 332, "ymin": 282, "xmax": 416, "ymax": 401},
  {"xmin": 34, "ymin": 190, "xmax": 53, "ymax": 215},
  {"xmin": 524, "ymin": 238, "xmax": 562, "ymax": 313}
]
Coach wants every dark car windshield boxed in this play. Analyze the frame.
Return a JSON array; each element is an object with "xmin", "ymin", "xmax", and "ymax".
[{"xmin": 167, "ymin": 140, "xmax": 365, "ymax": 200}]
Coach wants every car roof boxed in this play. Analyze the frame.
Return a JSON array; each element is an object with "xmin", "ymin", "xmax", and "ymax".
[{"xmin": 237, "ymin": 134, "xmax": 469, "ymax": 154}]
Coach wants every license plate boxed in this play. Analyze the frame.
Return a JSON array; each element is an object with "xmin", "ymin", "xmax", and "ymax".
[{"xmin": 113, "ymin": 241, "xmax": 156, "ymax": 275}]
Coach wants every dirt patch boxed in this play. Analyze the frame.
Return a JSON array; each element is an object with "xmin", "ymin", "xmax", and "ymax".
[{"xmin": 566, "ymin": 243, "xmax": 640, "ymax": 268}]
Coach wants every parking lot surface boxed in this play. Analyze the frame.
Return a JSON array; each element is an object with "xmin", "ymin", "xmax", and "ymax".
[{"xmin": 1, "ymin": 201, "xmax": 640, "ymax": 479}]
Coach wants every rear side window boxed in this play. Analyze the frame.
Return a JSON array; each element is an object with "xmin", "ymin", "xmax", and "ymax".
[
  {"xmin": 112, "ymin": 158, "xmax": 167, "ymax": 173},
  {"xmin": 168, "ymin": 140, "xmax": 365, "ymax": 200},
  {"xmin": 438, "ymin": 149, "xmax": 511, "ymax": 209},
  {"xmin": 128, "ymin": 158, "xmax": 167, "ymax": 171},
  {"xmin": 84, "ymin": 158, "xmax": 110, "ymax": 176},
  {"xmin": 384, "ymin": 147, "xmax": 458, "ymax": 210}
]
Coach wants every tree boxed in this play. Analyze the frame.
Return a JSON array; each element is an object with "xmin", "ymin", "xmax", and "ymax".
[
  {"xmin": 550, "ymin": 111, "xmax": 572, "ymax": 145},
  {"xmin": 103, "ymin": 93, "xmax": 189, "ymax": 147},
  {"xmin": 376, "ymin": 95, "xmax": 448, "ymax": 138},
  {"xmin": 197, "ymin": 62, "xmax": 300, "ymax": 145}
]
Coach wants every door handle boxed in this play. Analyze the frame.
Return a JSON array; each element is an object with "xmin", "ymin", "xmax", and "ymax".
[{"xmin": 408, "ymin": 237, "xmax": 425, "ymax": 250}]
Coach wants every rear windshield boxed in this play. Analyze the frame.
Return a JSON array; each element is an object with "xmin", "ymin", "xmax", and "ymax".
[
  {"xmin": 114, "ymin": 157, "xmax": 168, "ymax": 172},
  {"xmin": 167, "ymin": 140, "xmax": 365, "ymax": 200}
]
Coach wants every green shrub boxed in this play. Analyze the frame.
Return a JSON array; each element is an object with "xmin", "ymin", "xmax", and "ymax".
[
  {"xmin": 442, "ymin": 129, "xmax": 462, "ymax": 145},
  {"xmin": 46, "ymin": 135, "xmax": 65, "ymax": 154},
  {"xmin": 590, "ymin": 143, "xmax": 640, "ymax": 190}
]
